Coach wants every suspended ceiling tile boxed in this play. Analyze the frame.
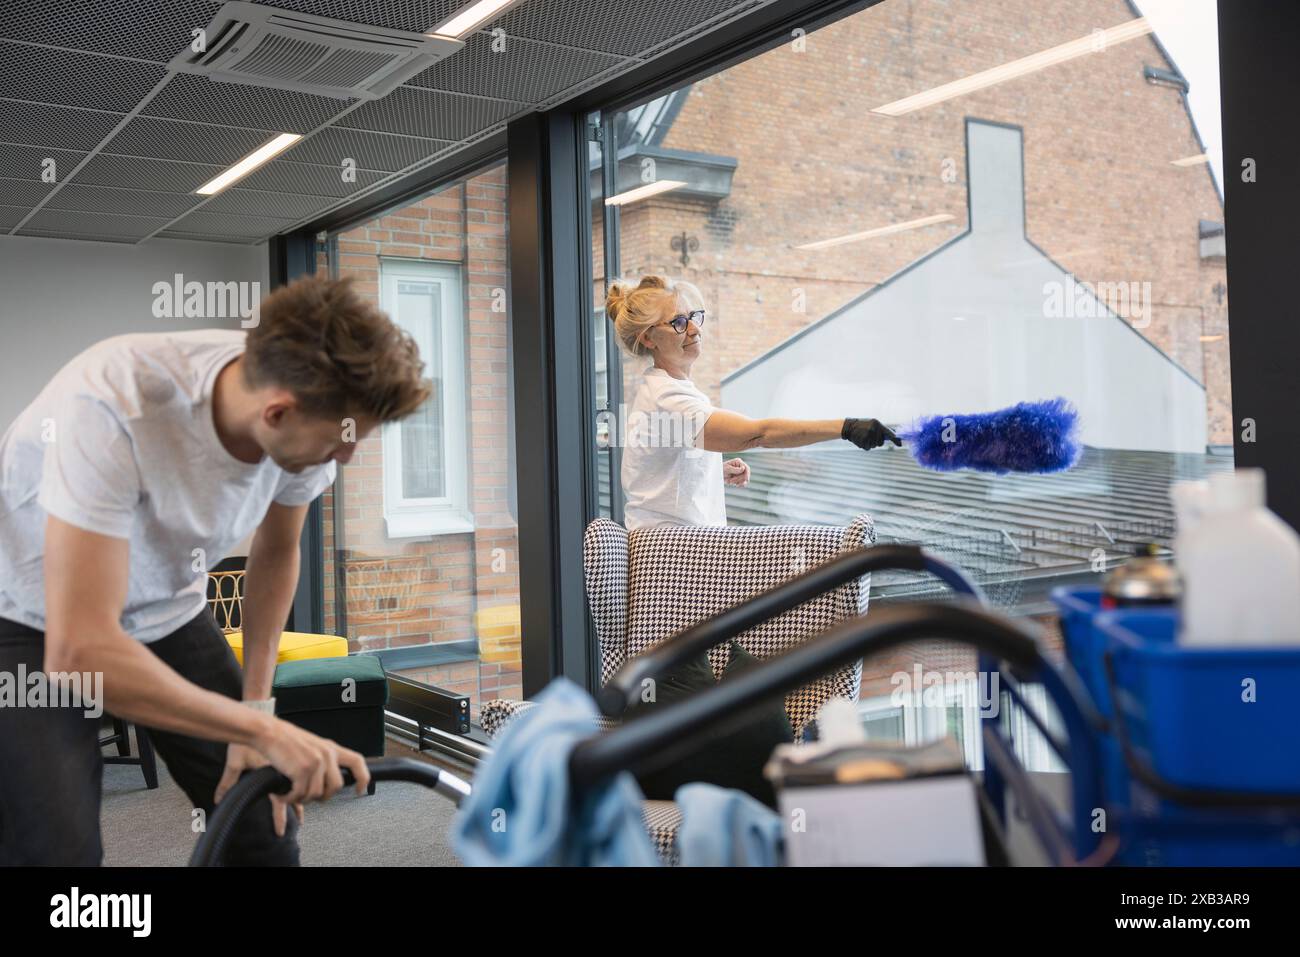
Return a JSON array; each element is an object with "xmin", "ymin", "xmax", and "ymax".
[
  {"xmin": 242, "ymin": 0, "xmax": 463, "ymax": 34},
  {"xmin": 166, "ymin": 208, "xmax": 299, "ymax": 238},
  {"xmin": 199, "ymin": 186, "xmax": 336, "ymax": 219},
  {"xmin": 0, "ymin": 176, "xmax": 56, "ymax": 206},
  {"xmin": 238, "ymin": 158, "xmax": 389, "ymax": 196},
  {"xmin": 496, "ymin": 0, "xmax": 761, "ymax": 58},
  {"xmin": 0, "ymin": 0, "xmax": 219, "ymax": 63},
  {"xmin": 337, "ymin": 86, "xmax": 525, "ymax": 141},
  {"xmin": 18, "ymin": 206, "xmax": 172, "ymax": 239},
  {"xmin": 0, "ymin": 40, "xmax": 168, "ymax": 112},
  {"xmin": 154, "ymin": 229, "xmax": 263, "ymax": 245},
  {"xmin": 405, "ymin": 31, "xmax": 627, "ymax": 103},
  {"xmin": 142, "ymin": 73, "xmax": 355, "ymax": 134},
  {"xmin": 0, "ymin": 144, "xmax": 85, "ymax": 181},
  {"xmin": 280, "ymin": 126, "xmax": 451, "ymax": 171},
  {"xmin": 16, "ymin": 229, "xmax": 143, "ymax": 243},
  {"xmin": 101, "ymin": 116, "xmax": 279, "ymax": 165},
  {"xmin": 43, "ymin": 182, "xmax": 205, "ymax": 218},
  {"xmin": 73, "ymin": 153, "xmax": 224, "ymax": 193},
  {"xmin": 0, "ymin": 204, "xmax": 31, "ymax": 228},
  {"xmin": 0, "ymin": 99, "xmax": 123, "ymax": 150}
]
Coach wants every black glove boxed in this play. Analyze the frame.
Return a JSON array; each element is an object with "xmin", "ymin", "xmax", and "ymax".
[{"xmin": 842, "ymin": 417, "xmax": 901, "ymax": 451}]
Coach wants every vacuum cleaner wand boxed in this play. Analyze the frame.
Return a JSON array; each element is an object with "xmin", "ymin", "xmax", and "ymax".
[
  {"xmin": 568, "ymin": 601, "xmax": 1050, "ymax": 792},
  {"xmin": 898, "ymin": 396, "xmax": 1081, "ymax": 475}
]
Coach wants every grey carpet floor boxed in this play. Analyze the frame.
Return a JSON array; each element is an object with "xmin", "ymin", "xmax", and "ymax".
[{"xmin": 100, "ymin": 732, "xmax": 466, "ymax": 867}]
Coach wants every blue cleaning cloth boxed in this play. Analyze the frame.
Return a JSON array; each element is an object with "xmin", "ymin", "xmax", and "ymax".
[
  {"xmin": 451, "ymin": 678, "xmax": 661, "ymax": 866},
  {"xmin": 451, "ymin": 678, "xmax": 786, "ymax": 867},
  {"xmin": 675, "ymin": 783, "xmax": 784, "ymax": 867}
]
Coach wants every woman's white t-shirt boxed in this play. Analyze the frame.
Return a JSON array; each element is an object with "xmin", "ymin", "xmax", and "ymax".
[{"xmin": 620, "ymin": 366, "xmax": 726, "ymax": 531}]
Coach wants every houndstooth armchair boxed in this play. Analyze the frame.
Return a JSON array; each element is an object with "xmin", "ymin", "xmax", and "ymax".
[{"xmin": 479, "ymin": 514, "xmax": 876, "ymax": 863}]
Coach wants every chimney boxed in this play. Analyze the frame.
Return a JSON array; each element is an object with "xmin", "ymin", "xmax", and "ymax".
[{"xmin": 966, "ymin": 120, "xmax": 1026, "ymax": 237}]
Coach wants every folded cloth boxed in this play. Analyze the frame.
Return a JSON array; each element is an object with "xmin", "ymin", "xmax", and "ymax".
[
  {"xmin": 451, "ymin": 678, "xmax": 660, "ymax": 866},
  {"xmin": 675, "ymin": 782, "xmax": 784, "ymax": 867}
]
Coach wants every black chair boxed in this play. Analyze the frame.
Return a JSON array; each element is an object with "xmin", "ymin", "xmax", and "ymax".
[{"xmin": 101, "ymin": 718, "xmax": 159, "ymax": 789}]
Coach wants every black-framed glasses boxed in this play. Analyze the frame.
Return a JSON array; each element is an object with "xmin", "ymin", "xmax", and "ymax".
[{"xmin": 664, "ymin": 310, "xmax": 706, "ymax": 334}]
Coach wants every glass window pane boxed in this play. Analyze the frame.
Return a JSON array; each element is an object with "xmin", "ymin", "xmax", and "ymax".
[
  {"xmin": 394, "ymin": 280, "xmax": 446, "ymax": 500},
  {"xmin": 323, "ymin": 162, "xmax": 519, "ymax": 718},
  {"xmin": 591, "ymin": 0, "xmax": 1229, "ymax": 751}
]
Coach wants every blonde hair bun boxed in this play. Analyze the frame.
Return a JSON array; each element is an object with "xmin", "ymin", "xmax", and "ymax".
[{"xmin": 604, "ymin": 275, "xmax": 705, "ymax": 358}]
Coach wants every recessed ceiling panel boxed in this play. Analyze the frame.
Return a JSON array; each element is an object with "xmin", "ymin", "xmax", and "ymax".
[
  {"xmin": 73, "ymin": 154, "xmax": 225, "ymax": 193},
  {"xmin": 0, "ymin": 0, "xmax": 220, "ymax": 63},
  {"xmin": 0, "ymin": 40, "xmax": 168, "ymax": 112},
  {"xmin": 155, "ymin": 229, "xmax": 269, "ymax": 245},
  {"xmin": 0, "ymin": 100, "xmax": 123, "ymax": 150},
  {"xmin": 406, "ymin": 32, "xmax": 626, "ymax": 103},
  {"xmin": 18, "ymin": 207, "xmax": 173, "ymax": 240},
  {"xmin": 43, "ymin": 183, "xmax": 205, "ymax": 218},
  {"xmin": 101, "ymin": 116, "xmax": 280, "ymax": 165},
  {"xmin": 239, "ymin": 158, "xmax": 390, "ymax": 195},
  {"xmin": 0, "ymin": 144, "xmax": 85, "ymax": 181},
  {"xmin": 199, "ymin": 186, "xmax": 336, "ymax": 219},
  {"xmin": 0, "ymin": 204, "xmax": 32, "ymax": 228},
  {"xmin": 243, "ymin": 1, "xmax": 464, "ymax": 35},
  {"xmin": 279, "ymin": 126, "xmax": 451, "ymax": 171},
  {"xmin": 337, "ymin": 86, "xmax": 525, "ymax": 141},
  {"xmin": 166, "ymin": 208, "xmax": 300, "ymax": 238},
  {"xmin": 0, "ymin": 177, "xmax": 56, "ymax": 206},
  {"xmin": 496, "ymin": 0, "xmax": 760, "ymax": 57},
  {"xmin": 142, "ymin": 73, "xmax": 354, "ymax": 134}
]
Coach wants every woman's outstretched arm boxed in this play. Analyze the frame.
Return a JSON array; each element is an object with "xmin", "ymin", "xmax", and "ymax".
[{"xmin": 700, "ymin": 409, "xmax": 898, "ymax": 453}]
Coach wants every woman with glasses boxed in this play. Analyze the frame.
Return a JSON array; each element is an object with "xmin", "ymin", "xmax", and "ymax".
[{"xmin": 606, "ymin": 274, "xmax": 899, "ymax": 531}]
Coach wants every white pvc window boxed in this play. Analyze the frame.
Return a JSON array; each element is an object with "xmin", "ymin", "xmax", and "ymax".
[{"xmin": 380, "ymin": 258, "xmax": 472, "ymax": 538}]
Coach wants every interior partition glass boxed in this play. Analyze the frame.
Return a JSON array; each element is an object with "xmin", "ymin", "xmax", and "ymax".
[
  {"xmin": 588, "ymin": 0, "xmax": 1229, "ymax": 764},
  {"xmin": 322, "ymin": 161, "xmax": 519, "ymax": 719}
]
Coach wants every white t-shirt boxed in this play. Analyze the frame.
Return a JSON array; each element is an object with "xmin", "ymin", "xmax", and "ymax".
[
  {"xmin": 621, "ymin": 366, "xmax": 726, "ymax": 531},
  {"xmin": 0, "ymin": 329, "xmax": 336, "ymax": 643}
]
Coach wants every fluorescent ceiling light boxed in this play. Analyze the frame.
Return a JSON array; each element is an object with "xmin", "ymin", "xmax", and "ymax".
[
  {"xmin": 195, "ymin": 133, "xmax": 302, "ymax": 195},
  {"xmin": 431, "ymin": 0, "xmax": 521, "ymax": 39},
  {"xmin": 872, "ymin": 17, "xmax": 1153, "ymax": 116},
  {"xmin": 1199, "ymin": 334, "xmax": 1225, "ymax": 342},
  {"xmin": 796, "ymin": 213, "xmax": 954, "ymax": 250},
  {"xmin": 1171, "ymin": 153, "xmax": 1210, "ymax": 167},
  {"xmin": 605, "ymin": 180, "xmax": 686, "ymax": 206}
]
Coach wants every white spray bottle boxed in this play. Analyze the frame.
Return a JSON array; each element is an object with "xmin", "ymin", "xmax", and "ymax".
[{"xmin": 1177, "ymin": 469, "xmax": 1300, "ymax": 647}]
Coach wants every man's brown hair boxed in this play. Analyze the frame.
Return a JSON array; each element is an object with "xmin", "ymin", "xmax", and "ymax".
[{"xmin": 243, "ymin": 274, "xmax": 431, "ymax": 421}]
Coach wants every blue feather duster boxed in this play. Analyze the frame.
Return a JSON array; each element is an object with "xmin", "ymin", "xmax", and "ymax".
[{"xmin": 899, "ymin": 397, "xmax": 1082, "ymax": 474}]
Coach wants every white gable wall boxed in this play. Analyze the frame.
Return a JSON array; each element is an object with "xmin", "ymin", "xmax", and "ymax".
[{"xmin": 721, "ymin": 121, "xmax": 1206, "ymax": 454}]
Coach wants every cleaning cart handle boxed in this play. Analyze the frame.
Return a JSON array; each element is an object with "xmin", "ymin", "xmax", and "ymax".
[
  {"xmin": 597, "ymin": 545, "xmax": 984, "ymax": 718},
  {"xmin": 189, "ymin": 756, "xmax": 471, "ymax": 867},
  {"xmin": 571, "ymin": 600, "xmax": 1041, "ymax": 791}
]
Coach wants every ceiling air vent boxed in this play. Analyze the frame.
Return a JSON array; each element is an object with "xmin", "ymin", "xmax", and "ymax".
[{"xmin": 169, "ymin": 1, "xmax": 464, "ymax": 100}]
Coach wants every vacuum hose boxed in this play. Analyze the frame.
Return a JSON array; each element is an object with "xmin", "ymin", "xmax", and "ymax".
[
  {"xmin": 571, "ymin": 600, "xmax": 1049, "ymax": 791},
  {"xmin": 189, "ymin": 756, "xmax": 471, "ymax": 866}
]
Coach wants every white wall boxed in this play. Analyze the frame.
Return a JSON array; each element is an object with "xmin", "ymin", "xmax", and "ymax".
[
  {"xmin": 0, "ymin": 232, "xmax": 269, "ymax": 556},
  {"xmin": 0, "ymin": 233, "xmax": 268, "ymax": 428},
  {"xmin": 721, "ymin": 122, "xmax": 1208, "ymax": 454}
]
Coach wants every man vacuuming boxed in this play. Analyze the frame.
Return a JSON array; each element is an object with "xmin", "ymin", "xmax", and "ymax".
[{"xmin": 0, "ymin": 275, "xmax": 430, "ymax": 865}]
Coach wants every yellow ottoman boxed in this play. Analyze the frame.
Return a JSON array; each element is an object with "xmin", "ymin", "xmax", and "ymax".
[
  {"xmin": 225, "ymin": 631, "xmax": 349, "ymax": 666},
  {"xmin": 475, "ymin": 604, "xmax": 521, "ymax": 664}
]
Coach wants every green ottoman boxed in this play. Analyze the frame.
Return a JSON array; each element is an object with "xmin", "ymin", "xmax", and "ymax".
[{"xmin": 273, "ymin": 655, "xmax": 389, "ymax": 764}]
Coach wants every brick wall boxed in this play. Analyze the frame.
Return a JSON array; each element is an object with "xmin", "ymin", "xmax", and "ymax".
[
  {"xmin": 323, "ymin": 164, "xmax": 521, "ymax": 714},
  {"xmin": 603, "ymin": 0, "xmax": 1230, "ymax": 443}
]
